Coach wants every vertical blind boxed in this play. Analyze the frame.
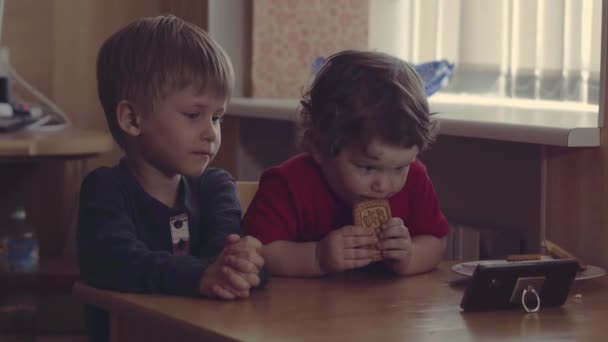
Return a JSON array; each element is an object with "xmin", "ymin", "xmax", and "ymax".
[{"xmin": 370, "ymin": 0, "xmax": 604, "ymax": 105}]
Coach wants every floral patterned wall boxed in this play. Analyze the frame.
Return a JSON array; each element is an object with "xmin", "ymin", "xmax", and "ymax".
[{"xmin": 252, "ymin": 0, "xmax": 369, "ymax": 98}]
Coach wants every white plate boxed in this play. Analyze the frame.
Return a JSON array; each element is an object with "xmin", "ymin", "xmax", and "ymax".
[{"xmin": 451, "ymin": 259, "xmax": 607, "ymax": 281}]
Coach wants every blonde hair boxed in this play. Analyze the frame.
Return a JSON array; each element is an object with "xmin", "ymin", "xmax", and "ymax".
[{"xmin": 97, "ymin": 15, "xmax": 234, "ymax": 148}]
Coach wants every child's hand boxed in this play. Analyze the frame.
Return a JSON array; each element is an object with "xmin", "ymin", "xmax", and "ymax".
[
  {"xmin": 199, "ymin": 257, "xmax": 251, "ymax": 300},
  {"xmin": 199, "ymin": 234, "xmax": 264, "ymax": 300},
  {"xmin": 317, "ymin": 225, "xmax": 380, "ymax": 274},
  {"xmin": 222, "ymin": 234, "xmax": 265, "ymax": 281},
  {"xmin": 377, "ymin": 218, "xmax": 413, "ymax": 263}
]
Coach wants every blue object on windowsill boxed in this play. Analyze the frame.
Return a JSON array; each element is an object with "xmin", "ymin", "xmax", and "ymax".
[
  {"xmin": 311, "ymin": 57, "xmax": 455, "ymax": 97},
  {"xmin": 311, "ymin": 56, "xmax": 326, "ymax": 76},
  {"xmin": 413, "ymin": 60, "xmax": 455, "ymax": 96}
]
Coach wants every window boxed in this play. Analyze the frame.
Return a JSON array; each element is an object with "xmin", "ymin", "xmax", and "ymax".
[{"xmin": 370, "ymin": 0, "xmax": 604, "ymax": 110}]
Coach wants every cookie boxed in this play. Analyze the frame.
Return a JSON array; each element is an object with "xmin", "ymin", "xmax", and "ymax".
[
  {"xmin": 543, "ymin": 240, "xmax": 587, "ymax": 270},
  {"xmin": 506, "ymin": 254, "xmax": 542, "ymax": 262},
  {"xmin": 353, "ymin": 199, "xmax": 392, "ymax": 236}
]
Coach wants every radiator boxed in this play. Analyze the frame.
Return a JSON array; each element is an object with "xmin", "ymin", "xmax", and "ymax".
[{"xmin": 444, "ymin": 223, "xmax": 481, "ymax": 260}]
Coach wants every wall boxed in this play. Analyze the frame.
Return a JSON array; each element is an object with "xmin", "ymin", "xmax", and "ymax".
[
  {"xmin": 421, "ymin": 136, "xmax": 542, "ymax": 257},
  {"xmin": 541, "ymin": 4, "xmax": 608, "ymax": 268},
  {"xmin": 543, "ymin": 145, "xmax": 608, "ymax": 268},
  {"xmin": 251, "ymin": 0, "xmax": 369, "ymax": 98},
  {"xmin": 205, "ymin": 0, "xmax": 250, "ymax": 177}
]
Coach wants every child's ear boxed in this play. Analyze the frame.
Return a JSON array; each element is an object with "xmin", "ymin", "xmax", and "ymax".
[
  {"xmin": 116, "ymin": 100, "xmax": 142, "ymax": 137},
  {"xmin": 309, "ymin": 144, "xmax": 323, "ymax": 164}
]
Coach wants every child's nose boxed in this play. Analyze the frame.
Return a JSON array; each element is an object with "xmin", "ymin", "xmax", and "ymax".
[
  {"xmin": 371, "ymin": 174, "xmax": 391, "ymax": 194},
  {"xmin": 200, "ymin": 119, "xmax": 218, "ymax": 141}
]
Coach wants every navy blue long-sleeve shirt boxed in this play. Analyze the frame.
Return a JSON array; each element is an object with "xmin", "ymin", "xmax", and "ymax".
[{"xmin": 77, "ymin": 160, "xmax": 266, "ymax": 341}]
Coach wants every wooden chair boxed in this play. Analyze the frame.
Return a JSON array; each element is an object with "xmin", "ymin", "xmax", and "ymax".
[{"xmin": 236, "ymin": 181, "xmax": 259, "ymax": 216}]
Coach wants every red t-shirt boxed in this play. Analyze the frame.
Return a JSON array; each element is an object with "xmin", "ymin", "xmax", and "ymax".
[{"xmin": 243, "ymin": 153, "xmax": 449, "ymax": 244}]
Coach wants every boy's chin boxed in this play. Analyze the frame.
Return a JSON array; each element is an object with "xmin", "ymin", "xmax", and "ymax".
[
  {"xmin": 181, "ymin": 170, "xmax": 203, "ymax": 178},
  {"xmin": 180, "ymin": 163, "xmax": 210, "ymax": 178}
]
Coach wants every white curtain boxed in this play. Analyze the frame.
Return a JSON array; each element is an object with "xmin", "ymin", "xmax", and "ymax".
[{"xmin": 370, "ymin": 0, "xmax": 604, "ymax": 104}]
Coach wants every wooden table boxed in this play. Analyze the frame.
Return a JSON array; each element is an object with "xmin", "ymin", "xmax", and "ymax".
[{"xmin": 73, "ymin": 262, "xmax": 608, "ymax": 341}]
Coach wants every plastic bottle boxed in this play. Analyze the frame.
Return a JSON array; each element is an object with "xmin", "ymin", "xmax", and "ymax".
[{"xmin": 3, "ymin": 207, "xmax": 39, "ymax": 272}]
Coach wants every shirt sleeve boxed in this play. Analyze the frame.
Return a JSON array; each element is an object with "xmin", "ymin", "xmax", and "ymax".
[
  {"xmin": 242, "ymin": 171, "xmax": 299, "ymax": 244},
  {"xmin": 77, "ymin": 170, "xmax": 205, "ymax": 297},
  {"xmin": 407, "ymin": 162, "xmax": 450, "ymax": 238},
  {"xmin": 198, "ymin": 168, "xmax": 269, "ymax": 288},
  {"xmin": 197, "ymin": 168, "xmax": 243, "ymax": 257}
]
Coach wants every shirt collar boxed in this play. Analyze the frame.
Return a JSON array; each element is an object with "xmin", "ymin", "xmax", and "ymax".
[{"xmin": 119, "ymin": 158, "xmax": 194, "ymax": 215}]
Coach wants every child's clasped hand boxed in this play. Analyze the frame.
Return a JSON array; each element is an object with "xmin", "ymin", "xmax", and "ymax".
[{"xmin": 200, "ymin": 234, "xmax": 264, "ymax": 299}]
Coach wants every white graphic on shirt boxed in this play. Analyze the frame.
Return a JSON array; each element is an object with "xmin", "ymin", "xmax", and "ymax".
[{"xmin": 169, "ymin": 213, "xmax": 190, "ymax": 255}]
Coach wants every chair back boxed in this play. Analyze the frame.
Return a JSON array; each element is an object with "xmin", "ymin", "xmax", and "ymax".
[{"xmin": 236, "ymin": 181, "xmax": 258, "ymax": 216}]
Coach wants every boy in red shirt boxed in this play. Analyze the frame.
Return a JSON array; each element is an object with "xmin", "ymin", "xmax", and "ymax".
[{"xmin": 243, "ymin": 50, "xmax": 449, "ymax": 277}]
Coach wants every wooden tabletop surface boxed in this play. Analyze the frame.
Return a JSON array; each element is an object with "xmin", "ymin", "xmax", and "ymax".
[{"xmin": 73, "ymin": 262, "xmax": 608, "ymax": 341}]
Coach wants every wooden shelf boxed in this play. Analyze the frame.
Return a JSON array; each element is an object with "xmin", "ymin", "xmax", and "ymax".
[
  {"xmin": 0, "ymin": 126, "xmax": 114, "ymax": 158},
  {"xmin": 0, "ymin": 257, "xmax": 79, "ymax": 295},
  {"xmin": 227, "ymin": 97, "xmax": 601, "ymax": 147}
]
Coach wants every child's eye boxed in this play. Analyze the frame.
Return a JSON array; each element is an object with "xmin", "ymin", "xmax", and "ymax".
[
  {"xmin": 395, "ymin": 166, "xmax": 408, "ymax": 172},
  {"xmin": 357, "ymin": 165, "xmax": 376, "ymax": 172},
  {"xmin": 182, "ymin": 112, "xmax": 200, "ymax": 119},
  {"xmin": 212, "ymin": 115, "xmax": 224, "ymax": 124}
]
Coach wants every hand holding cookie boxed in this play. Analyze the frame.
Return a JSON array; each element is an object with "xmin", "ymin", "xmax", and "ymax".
[
  {"xmin": 377, "ymin": 217, "xmax": 413, "ymax": 262},
  {"xmin": 316, "ymin": 225, "xmax": 380, "ymax": 274},
  {"xmin": 353, "ymin": 200, "xmax": 413, "ymax": 264}
]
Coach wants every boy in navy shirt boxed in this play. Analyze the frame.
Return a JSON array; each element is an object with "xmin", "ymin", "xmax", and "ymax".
[{"xmin": 78, "ymin": 15, "xmax": 265, "ymax": 341}]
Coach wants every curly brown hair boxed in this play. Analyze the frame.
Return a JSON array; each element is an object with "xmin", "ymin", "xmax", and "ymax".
[
  {"xmin": 97, "ymin": 15, "xmax": 234, "ymax": 148},
  {"xmin": 298, "ymin": 50, "xmax": 436, "ymax": 158}
]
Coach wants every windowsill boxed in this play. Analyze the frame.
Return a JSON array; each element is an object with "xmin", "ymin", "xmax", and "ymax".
[{"xmin": 227, "ymin": 97, "xmax": 601, "ymax": 147}]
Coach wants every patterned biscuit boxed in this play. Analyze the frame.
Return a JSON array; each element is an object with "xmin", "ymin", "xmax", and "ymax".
[{"xmin": 353, "ymin": 199, "xmax": 392, "ymax": 236}]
